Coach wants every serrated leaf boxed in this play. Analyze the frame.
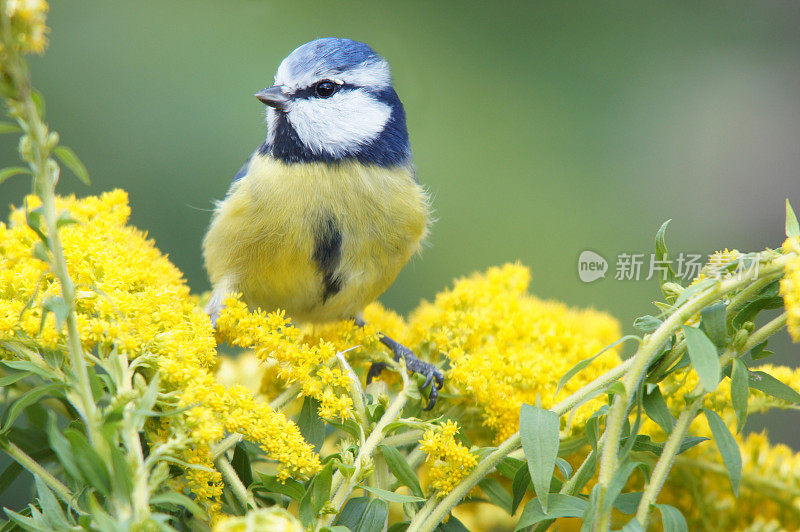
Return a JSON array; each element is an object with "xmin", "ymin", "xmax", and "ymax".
[
  {"xmin": 0, "ymin": 167, "xmax": 30, "ymax": 185},
  {"xmin": 700, "ymin": 302, "xmax": 728, "ymax": 348},
  {"xmin": 519, "ymin": 404, "xmax": 560, "ymax": 513},
  {"xmin": 731, "ymin": 359, "xmax": 749, "ymax": 433},
  {"xmin": 53, "ymin": 146, "xmax": 90, "ymax": 185},
  {"xmin": 380, "ymin": 445, "xmax": 423, "ymax": 497},
  {"xmin": 1, "ymin": 384, "xmax": 63, "ymax": 434},
  {"xmin": 747, "ymin": 370, "xmax": 800, "ymax": 404},
  {"xmin": 682, "ymin": 325, "xmax": 721, "ymax": 392},
  {"xmin": 361, "ymin": 485, "xmax": 424, "ymax": 503},
  {"xmin": 515, "ymin": 494, "xmax": 587, "ymax": 530},
  {"xmin": 656, "ymin": 503, "xmax": 688, "ymax": 532},
  {"xmin": 786, "ymin": 199, "xmax": 800, "ymax": 238},
  {"xmin": 704, "ymin": 409, "xmax": 741, "ymax": 496},
  {"xmin": 643, "ymin": 385, "xmax": 674, "ymax": 434}
]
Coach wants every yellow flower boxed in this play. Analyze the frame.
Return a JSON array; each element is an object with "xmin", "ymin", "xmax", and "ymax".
[
  {"xmin": 781, "ymin": 237, "xmax": 800, "ymax": 342},
  {"xmin": 420, "ymin": 420, "xmax": 477, "ymax": 496},
  {"xmin": 408, "ymin": 263, "xmax": 621, "ymax": 442},
  {"xmin": 3, "ymin": 0, "xmax": 49, "ymax": 54},
  {"xmin": 0, "ymin": 191, "xmax": 320, "ymax": 513},
  {"xmin": 213, "ymin": 508, "xmax": 304, "ymax": 532}
]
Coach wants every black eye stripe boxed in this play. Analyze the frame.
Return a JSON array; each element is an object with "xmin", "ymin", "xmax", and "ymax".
[{"xmin": 291, "ymin": 82, "xmax": 357, "ymax": 100}]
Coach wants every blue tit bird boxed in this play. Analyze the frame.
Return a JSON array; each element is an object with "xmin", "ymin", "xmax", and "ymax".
[{"xmin": 203, "ymin": 37, "xmax": 443, "ymax": 408}]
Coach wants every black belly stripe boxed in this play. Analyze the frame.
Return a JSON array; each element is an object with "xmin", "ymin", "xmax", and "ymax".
[{"xmin": 313, "ymin": 217, "xmax": 343, "ymax": 302}]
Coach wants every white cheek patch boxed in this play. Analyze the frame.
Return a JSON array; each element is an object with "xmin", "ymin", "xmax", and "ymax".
[{"xmin": 286, "ymin": 90, "xmax": 391, "ymax": 157}]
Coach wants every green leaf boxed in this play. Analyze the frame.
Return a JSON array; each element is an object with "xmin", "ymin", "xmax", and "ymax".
[
  {"xmin": 0, "ymin": 167, "xmax": 30, "ymax": 185},
  {"xmin": 354, "ymin": 498, "xmax": 388, "ymax": 532},
  {"xmin": 47, "ymin": 414, "xmax": 82, "ymax": 483},
  {"xmin": 255, "ymin": 473, "xmax": 305, "ymax": 501},
  {"xmin": 1, "ymin": 384, "xmax": 63, "ymax": 434},
  {"xmin": 786, "ymin": 199, "xmax": 800, "ymax": 239},
  {"xmin": 0, "ymin": 370, "xmax": 33, "ymax": 387},
  {"xmin": 655, "ymin": 219, "xmax": 679, "ymax": 291},
  {"xmin": 656, "ymin": 504, "xmax": 688, "ymax": 532},
  {"xmin": 622, "ymin": 519, "xmax": 645, "ymax": 532},
  {"xmin": 335, "ymin": 496, "xmax": 369, "ymax": 529},
  {"xmin": 704, "ymin": 409, "xmax": 742, "ymax": 496},
  {"xmin": 65, "ymin": 428, "xmax": 112, "ymax": 495},
  {"xmin": 600, "ymin": 461, "xmax": 641, "ymax": 515},
  {"xmin": 231, "ymin": 443, "xmax": 253, "ymax": 487},
  {"xmin": 298, "ymin": 396, "xmax": 325, "ymax": 452},
  {"xmin": 519, "ymin": 404, "xmax": 560, "ymax": 513},
  {"xmin": 633, "ymin": 315, "xmax": 662, "ymax": 333},
  {"xmin": 151, "ymin": 492, "xmax": 209, "ymax": 521},
  {"xmin": 34, "ymin": 475, "xmax": 70, "ymax": 530},
  {"xmin": 511, "ymin": 463, "xmax": 531, "ymax": 514},
  {"xmin": 554, "ymin": 457, "xmax": 573, "ymax": 479},
  {"xmin": 312, "ymin": 461, "xmax": 334, "ymax": 515},
  {"xmin": 515, "ymin": 494, "xmax": 587, "ymax": 530},
  {"xmin": 747, "ymin": 370, "xmax": 800, "ymax": 404},
  {"xmin": 32, "ymin": 90, "xmax": 46, "ymax": 117},
  {"xmin": 675, "ymin": 278, "xmax": 716, "ymax": 308},
  {"xmin": 41, "ymin": 296, "xmax": 70, "ymax": 331},
  {"xmin": 557, "ymin": 335, "xmax": 639, "ymax": 393},
  {"xmin": 750, "ymin": 341, "xmax": 772, "ymax": 361},
  {"xmin": 5, "ymin": 507, "xmax": 53, "ymax": 532},
  {"xmin": 700, "ymin": 302, "xmax": 728, "ymax": 348},
  {"xmin": 109, "ymin": 442, "xmax": 133, "ymax": 500},
  {"xmin": 613, "ymin": 491, "xmax": 643, "ymax": 515},
  {"xmin": 0, "ymin": 461, "xmax": 23, "ymax": 497},
  {"xmin": 478, "ymin": 478, "xmax": 512, "ymax": 513},
  {"xmin": 682, "ymin": 325, "xmax": 721, "ymax": 392},
  {"xmin": 380, "ymin": 445, "xmax": 423, "ymax": 498},
  {"xmin": 643, "ymin": 385, "xmax": 674, "ymax": 434},
  {"xmin": 361, "ymin": 485, "xmax": 424, "ymax": 503},
  {"xmin": 0, "ymin": 122, "xmax": 22, "ymax": 134},
  {"xmin": 53, "ymin": 146, "xmax": 90, "ymax": 185},
  {"xmin": 731, "ymin": 359, "xmax": 749, "ymax": 433},
  {"xmin": 437, "ymin": 516, "xmax": 470, "ymax": 532}
]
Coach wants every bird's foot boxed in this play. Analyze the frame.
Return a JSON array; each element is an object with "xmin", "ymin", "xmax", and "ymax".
[{"xmin": 367, "ymin": 334, "xmax": 444, "ymax": 411}]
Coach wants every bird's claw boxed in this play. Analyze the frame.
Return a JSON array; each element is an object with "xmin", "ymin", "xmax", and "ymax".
[{"xmin": 368, "ymin": 339, "xmax": 443, "ymax": 411}]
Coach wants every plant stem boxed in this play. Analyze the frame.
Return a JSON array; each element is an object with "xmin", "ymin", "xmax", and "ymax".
[
  {"xmin": 634, "ymin": 312, "xmax": 788, "ymax": 528},
  {"xmin": 594, "ymin": 254, "xmax": 792, "ymax": 531},
  {"xmin": 1, "ymin": 439, "xmax": 80, "ymax": 511},
  {"xmin": 215, "ymin": 454, "xmax": 256, "ymax": 510},
  {"xmin": 407, "ymin": 357, "xmax": 634, "ymax": 532}
]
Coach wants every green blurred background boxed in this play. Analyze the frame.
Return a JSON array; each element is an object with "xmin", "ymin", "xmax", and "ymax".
[{"xmin": 1, "ymin": 2, "xmax": 799, "ymax": 443}]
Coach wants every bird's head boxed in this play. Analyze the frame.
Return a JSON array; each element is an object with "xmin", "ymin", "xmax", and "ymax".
[{"xmin": 256, "ymin": 38, "xmax": 410, "ymax": 167}]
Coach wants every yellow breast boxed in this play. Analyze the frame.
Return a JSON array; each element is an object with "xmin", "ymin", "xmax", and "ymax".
[{"xmin": 203, "ymin": 155, "xmax": 431, "ymax": 323}]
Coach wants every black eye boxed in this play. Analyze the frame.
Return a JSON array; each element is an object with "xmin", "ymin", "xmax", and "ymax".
[{"xmin": 314, "ymin": 80, "xmax": 339, "ymax": 98}]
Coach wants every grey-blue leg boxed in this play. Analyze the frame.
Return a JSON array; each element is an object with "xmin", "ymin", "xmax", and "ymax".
[{"xmin": 354, "ymin": 317, "xmax": 444, "ymax": 410}]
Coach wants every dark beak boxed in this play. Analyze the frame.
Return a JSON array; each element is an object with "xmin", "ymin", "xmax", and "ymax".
[{"xmin": 255, "ymin": 85, "xmax": 290, "ymax": 109}]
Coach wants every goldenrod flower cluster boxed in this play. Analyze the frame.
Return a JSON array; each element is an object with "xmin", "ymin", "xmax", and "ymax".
[
  {"xmin": 0, "ymin": 191, "xmax": 319, "ymax": 510},
  {"xmin": 1, "ymin": 0, "xmax": 48, "ymax": 55},
  {"xmin": 781, "ymin": 237, "xmax": 800, "ymax": 342},
  {"xmin": 213, "ymin": 507, "xmax": 304, "ymax": 532},
  {"xmin": 407, "ymin": 264, "xmax": 621, "ymax": 442},
  {"xmin": 420, "ymin": 420, "xmax": 477, "ymax": 496},
  {"xmin": 216, "ymin": 297, "xmax": 382, "ymax": 421}
]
